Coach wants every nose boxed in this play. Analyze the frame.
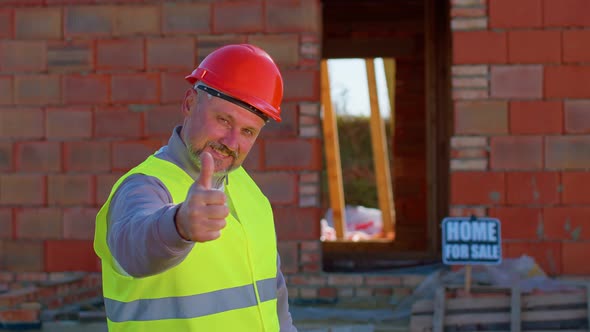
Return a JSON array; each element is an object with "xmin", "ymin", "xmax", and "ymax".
[{"xmin": 220, "ymin": 129, "xmax": 239, "ymax": 152}]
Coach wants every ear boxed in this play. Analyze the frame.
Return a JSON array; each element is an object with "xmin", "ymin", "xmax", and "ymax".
[{"xmin": 182, "ymin": 88, "xmax": 197, "ymax": 116}]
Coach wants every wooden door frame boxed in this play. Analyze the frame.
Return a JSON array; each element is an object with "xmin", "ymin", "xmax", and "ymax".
[{"xmin": 321, "ymin": 0, "xmax": 452, "ymax": 269}]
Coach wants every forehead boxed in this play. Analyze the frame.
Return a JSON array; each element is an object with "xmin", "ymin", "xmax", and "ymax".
[{"xmin": 199, "ymin": 91, "xmax": 266, "ymax": 129}]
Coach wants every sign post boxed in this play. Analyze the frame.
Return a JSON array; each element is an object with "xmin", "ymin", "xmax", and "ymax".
[{"xmin": 441, "ymin": 215, "xmax": 502, "ymax": 294}]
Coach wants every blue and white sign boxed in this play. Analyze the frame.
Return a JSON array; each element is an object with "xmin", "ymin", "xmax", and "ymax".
[{"xmin": 442, "ymin": 216, "xmax": 502, "ymax": 265}]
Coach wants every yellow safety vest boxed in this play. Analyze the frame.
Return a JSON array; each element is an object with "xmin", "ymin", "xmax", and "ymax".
[{"xmin": 94, "ymin": 155, "xmax": 279, "ymax": 331}]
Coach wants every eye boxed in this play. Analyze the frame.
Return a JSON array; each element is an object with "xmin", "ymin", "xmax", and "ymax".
[
  {"xmin": 218, "ymin": 116, "xmax": 230, "ymax": 126},
  {"xmin": 242, "ymin": 128, "xmax": 254, "ymax": 137}
]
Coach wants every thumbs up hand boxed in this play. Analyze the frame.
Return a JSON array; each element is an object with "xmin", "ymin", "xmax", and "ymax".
[{"xmin": 175, "ymin": 152, "xmax": 229, "ymax": 242}]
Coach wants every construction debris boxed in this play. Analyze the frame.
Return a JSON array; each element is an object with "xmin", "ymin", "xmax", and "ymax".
[{"xmin": 0, "ymin": 272, "xmax": 104, "ymax": 330}]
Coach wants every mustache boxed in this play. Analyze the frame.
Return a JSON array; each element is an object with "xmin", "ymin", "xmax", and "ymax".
[{"xmin": 207, "ymin": 141, "xmax": 238, "ymax": 159}]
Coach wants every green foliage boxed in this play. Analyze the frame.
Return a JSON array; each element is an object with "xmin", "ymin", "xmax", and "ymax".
[{"xmin": 320, "ymin": 115, "xmax": 392, "ymax": 211}]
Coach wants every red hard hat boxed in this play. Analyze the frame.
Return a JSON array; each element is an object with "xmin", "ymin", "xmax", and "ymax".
[{"xmin": 185, "ymin": 44, "xmax": 284, "ymax": 122}]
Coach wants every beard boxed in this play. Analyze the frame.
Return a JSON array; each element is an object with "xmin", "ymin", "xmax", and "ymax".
[{"xmin": 187, "ymin": 141, "xmax": 239, "ymax": 187}]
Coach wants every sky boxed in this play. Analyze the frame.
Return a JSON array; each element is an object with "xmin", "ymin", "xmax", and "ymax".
[{"xmin": 326, "ymin": 58, "xmax": 391, "ymax": 119}]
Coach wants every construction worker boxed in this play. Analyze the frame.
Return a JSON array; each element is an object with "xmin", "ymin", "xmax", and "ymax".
[{"xmin": 94, "ymin": 44, "xmax": 298, "ymax": 331}]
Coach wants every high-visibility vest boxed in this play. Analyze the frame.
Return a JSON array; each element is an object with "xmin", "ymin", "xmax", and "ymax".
[{"xmin": 94, "ymin": 155, "xmax": 279, "ymax": 331}]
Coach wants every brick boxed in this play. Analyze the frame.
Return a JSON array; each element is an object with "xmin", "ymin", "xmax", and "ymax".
[
  {"xmin": 248, "ymin": 34, "xmax": 299, "ymax": 66},
  {"xmin": 161, "ymin": 72, "xmax": 190, "ymax": 104},
  {"xmin": 490, "ymin": 136, "xmax": 543, "ymax": 170},
  {"xmin": 64, "ymin": 141, "xmax": 111, "ymax": 172},
  {"xmin": 452, "ymin": 89, "xmax": 488, "ymax": 100},
  {"xmin": 563, "ymin": 30, "xmax": 590, "ymax": 63},
  {"xmin": 565, "ymin": 100, "xmax": 590, "ymax": 134},
  {"xmin": 451, "ymin": 172, "xmax": 505, "ymax": 205},
  {"xmin": 63, "ymin": 74, "xmax": 110, "ymax": 105},
  {"xmin": 489, "ymin": 0, "xmax": 542, "ymax": 28},
  {"xmin": 508, "ymin": 30, "xmax": 561, "ymax": 64},
  {"xmin": 0, "ymin": 9, "xmax": 13, "ymax": 39},
  {"xmin": 63, "ymin": 208, "xmax": 98, "ymax": 240},
  {"xmin": 213, "ymin": 1, "xmax": 263, "ymax": 34},
  {"xmin": 44, "ymin": 240, "xmax": 99, "ymax": 272},
  {"xmin": 454, "ymin": 101, "xmax": 508, "ymax": 135},
  {"xmin": 451, "ymin": 148, "xmax": 487, "ymax": 159},
  {"xmin": 563, "ymin": 242, "xmax": 590, "ymax": 275},
  {"xmin": 196, "ymin": 35, "xmax": 248, "ymax": 64},
  {"xmin": 562, "ymin": 172, "xmax": 590, "ymax": 204},
  {"xmin": 489, "ymin": 207, "xmax": 542, "ymax": 240},
  {"xmin": 111, "ymin": 74, "xmax": 159, "ymax": 104},
  {"xmin": 451, "ymin": 7, "xmax": 486, "ymax": 17},
  {"xmin": 327, "ymin": 275, "xmax": 364, "ymax": 286},
  {"xmin": 250, "ymin": 172, "xmax": 296, "ymax": 205},
  {"xmin": 114, "ymin": 5, "xmax": 160, "ymax": 37},
  {"xmin": 452, "ymin": 77, "xmax": 487, "ymax": 89},
  {"xmin": 0, "ymin": 108, "xmax": 44, "ymax": 139},
  {"xmin": 277, "ymin": 241, "xmax": 298, "ymax": 274},
  {"xmin": 490, "ymin": 65, "xmax": 543, "ymax": 99},
  {"xmin": 2, "ymin": 240, "xmax": 43, "ymax": 272},
  {"xmin": 146, "ymin": 38, "xmax": 195, "ymax": 71},
  {"xmin": 546, "ymin": 136, "xmax": 590, "ymax": 170},
  {"xmin": 453, "ymin": 31, "xmax": 507, "ymax": 64},
  {"xmin": 544, "ymin": 207, "xmax": 590, "ymax": 240},
  {"xmin": 96, "ymin": 173, "xmax": 121, "ymax": 206},
  {"xmin": 242, "ymin": 141, "xmax": 261, "ymax": 171},
  {"xmin": 510, "ymin": 101, "xmax": 563, "ymax": 135},
  {"xmin": 96, "ymin": 39, "xmax": 144, "ymax": 71},
  {"xmin": 544, "ymin": 0, "xmax": 590, "ymax": 27},
  {"xmin": 365, "ymin": 275, "xmax": 402, "ymax": 287},
  {"xmin": 274, "ymin": 207, "xmax": 321, "ymax": 241},
  {"xmin": 15, "ymin": 142, "xmax": 61, "ymax": 172},
  {"xmin": 162, "ymin": 3, "xmax": 210, "ymax": 34},
  {"xmin": 266, "ymin": 0, "xmax": 319, "ymax": 33},
  {"xmin": 46, "ymin": 107, "xmax": 92, "ymax": 139},
  {"xmin": 546, "ymin": 66, "xmax": 590, "ymax": 98},
  {"xmin": 451, "ymin": 18, "xmax": 487, "ymax": 31},
  {"xmin": 506, "ymin": 172, "xmax": 560, "ymax": 205},
  {"xmin": 15, "ymin": 7, "xmax": 61, "ymax": 39},
  {"xmin": 265, "ymin": 139, "xmax": 321, "ymax": 170},
  {"xmin": 48, "ymin": 175, "xmax": 93, "ymax": 206},
  {"xmin": 14, "ymin": 75, "xmax": 61, "ymax": 105},
  {"xmin": 112, "ymin": 140, "xmax": 161, "ymax": 171},
  {"xmin": 0, "ymin": 41, "xmax": 46, "ymax": 73},
  {"xmin": 0, "ymin": 208, "xmax": 13, "ymax": 239},
  {"xmin": 503, "ymin": 242, "xmax": 561, "ymax": 275},
  {"xmin": 15, "ymin": 208, "xmax": 62, "ymax": 240},
  {"xmin": 0, "ymin": 76, "xmax": 12, "ymax": 105},
  {"xmin": 0, "ymin": 142, "xmax": 12, "ymax": 172},
  {"xmin": 0, "ymin": 175, "xmax": 45, "ymax": 205},
  {"xmin": 64, "ymin": 6, "xmax": 114, "ymax": 37},
  {"xmin": 283, "ymin": 70, "xmax": 319, "ymax": 101},
  {"xmin": 94, "ymin": 107, "xmax": 143, "ymax": 138},
  {"xmin": 450, "ymin": 159, "xmax": 487, "ymax": 171},
  {"xmin": 47, "ymin": 40, "xmax": 93, "ymax": 73},
  {"xmin": 452, "ymin": 65, "xmax": 488, "ymax": 76},
  {"xmin": 260, "ymin": 103, "xmax": 298, "ymax": 138},
  {"xmin": 144, "ymin": 105, "xmax": 184, "ymax": 137}
]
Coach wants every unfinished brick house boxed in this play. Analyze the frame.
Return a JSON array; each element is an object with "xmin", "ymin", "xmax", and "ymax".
[{"xmin": 0, "ymin": 0, "xmax": 589, "ymax": 309}]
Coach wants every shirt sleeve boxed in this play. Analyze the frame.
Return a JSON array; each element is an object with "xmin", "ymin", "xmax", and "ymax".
[
  {"xmin": 106, "ymin": 173, "xmax": 194, "ymax": 278},
  {"xmin": 277, "ymin": 254, "xmax": 298, "ymax": 332}
]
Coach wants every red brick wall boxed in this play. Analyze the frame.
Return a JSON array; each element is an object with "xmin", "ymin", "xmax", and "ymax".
[
  {"xmin": 451, "ymin": 0, "xmax": 590, "ymax": 276},
  {"xmin": 0, "ymin": 0, "xmax": 323, "ymax": 275}
]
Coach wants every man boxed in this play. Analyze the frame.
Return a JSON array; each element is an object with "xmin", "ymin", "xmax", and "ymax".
[{"xmin": 94, "ymin": 44, "xmax": 298, "ymax": 331}]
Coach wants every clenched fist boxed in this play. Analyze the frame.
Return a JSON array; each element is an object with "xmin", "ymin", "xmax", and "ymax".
[{"xmin": 175, "ymin": 151, "xmax": 229, "ymax": 242}]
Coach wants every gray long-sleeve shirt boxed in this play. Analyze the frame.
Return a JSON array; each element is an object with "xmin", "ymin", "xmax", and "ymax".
[{"xmin": 106, "ymin": 126, "xmax": 296, "ymax": 331}]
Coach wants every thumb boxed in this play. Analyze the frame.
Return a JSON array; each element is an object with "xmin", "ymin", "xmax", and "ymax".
[{"xmin": 197, "ymin": 151, "xmax": 215, "ymax": 189}]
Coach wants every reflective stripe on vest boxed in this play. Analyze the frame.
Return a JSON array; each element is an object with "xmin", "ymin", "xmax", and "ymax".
[{"xmin": 105, "ymin": 277, "xmax": 277, "ymax": 322}]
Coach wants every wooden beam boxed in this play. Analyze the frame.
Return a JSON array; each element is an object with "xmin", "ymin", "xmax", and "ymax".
[
  {"xmin": 320, "ymin": 59, "xmax": 347, "ymax": 240},
  {"xmin": 365, "ymin": 58, "xmax": 395, "ymax": 238},
  {"xmin": 383, "ymin": 58, "xmax": 396, "ymax": 137}
]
